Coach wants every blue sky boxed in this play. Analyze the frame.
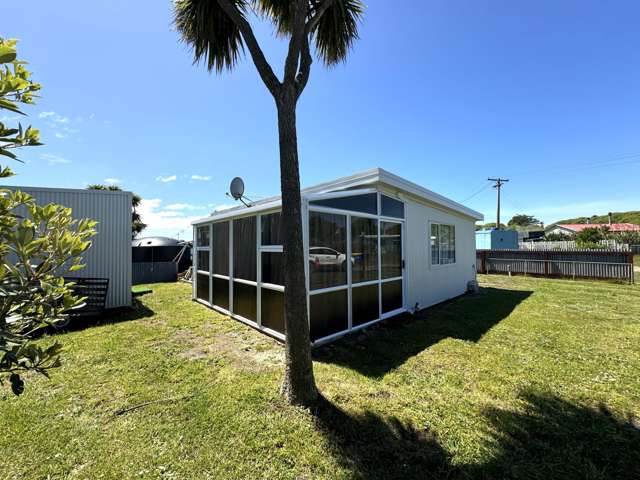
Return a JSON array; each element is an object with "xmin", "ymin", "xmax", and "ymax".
[{"xmin": 3, "ymin": 0, "xmax": 640, "ymax": 238}]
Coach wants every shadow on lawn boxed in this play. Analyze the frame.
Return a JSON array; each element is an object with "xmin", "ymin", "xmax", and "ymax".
[
  {"xmin": 51, "ymin": 297, "xmax": 155, "ymax": 335},
  {"xmin": 313, "ymin": 391, "xmax": 640, "ymax": 480},
  {"xmin": 314, "ymin": 287, "xmax": 532, "ymax": 378}
]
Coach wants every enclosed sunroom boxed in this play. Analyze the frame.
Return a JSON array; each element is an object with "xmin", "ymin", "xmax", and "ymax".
[{"xmin": 192, "ymin": 168, "xmax": 483, "ymax": 345}]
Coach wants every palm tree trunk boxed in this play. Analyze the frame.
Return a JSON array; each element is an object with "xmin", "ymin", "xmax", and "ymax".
[{"xmin": 276, "ymin": 88, "xmax": 318, "ymax": 406}]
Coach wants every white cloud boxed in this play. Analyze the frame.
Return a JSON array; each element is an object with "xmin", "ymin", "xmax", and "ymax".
[
  {"xmin": 165, "ymin": 203, "xmax": 205, "ymax": 211},
  {"xmin": 55, "ymin": 132, "xmax": 66, "ymax": 139},
  {"xmin": 0, "ymin": 114, "xmax": 19, "ymax": 123},
  {"xmin": 39, "ymin": 111, "xmax": 69, "ymax": 124},
  {"xmin": 40, "ymin": 153, "xmax": 70, "ymax": 165},
  {"xmin": 137, "ymin": 198, "xmax": 201, "ymax": 239},
  {"xmin": 191, "ymin": 174, "xmax": 211, "ymax": 181},
  {"xmin": 104, "ymin": 177, "xmax": 121, "ymax": 185},
  {"xmin": 156, "ymin": 175, "xmax": 177, "ymax": 183},
  {"xmin": 38, "ymin": 111, "xmax": 55, "ymax": 119}
]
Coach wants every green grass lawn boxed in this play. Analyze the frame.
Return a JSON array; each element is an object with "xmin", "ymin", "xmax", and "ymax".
[{"xmin": 2, "ymin": 275, "xmax": 639, "ymax": 479}]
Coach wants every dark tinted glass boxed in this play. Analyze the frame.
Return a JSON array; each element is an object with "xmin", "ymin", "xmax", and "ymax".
[
  {"xmin": 197, "ymin": 250, "xmax": 210, "ymax": 272},
  {"xmin": 351, "ymin": 217, "xmax": 378, "ymax": 283},
  {"xmin": 261, "ymin": 252, "xmax": 284, "ymax": 286},
  {"xmin": 310, "ymin": 289, "xmax": 348, "ymax": 341},
  {"xmin": 233, "ymin": 282, "xmax": 256, "ymax": 321},
  {"xmin": 352, "ymin": 284, "xmax": 379, "ymax": 326},
  {"xmin": 381, "ymin": 221, "xmax": 402, "ymax": 279},
  {"xmin": 381, "ymin": 195, "xmax": 405, "ymax": 218},
  {"xmin": 309, "ymin": 211, "xmax": 347, "ymax": 290},
  {"xmin": 196, "ymin": 273, "xmax": 209, "ymax": 302},
  {"xmin": 261, "ymin": 212, "xmax": 281, "ymax": 245},
  {"xmin": 212, "ymin": 277, "xmax": 229, "ymax": 310},
  {"xmin": 197, "ymin": 225, "xmax": 210, "ymax": 247},
  {"xmin": 382, "ymin": 280, "xmax": 403, "ymax": 313},
  {"xmin": 233, "ymin": 216, "xmax": 256, "ymax": 281},
  {"xmin": 309, "ymin": 193, "xmax": 378, "ymax": 215},
  {"xmin": 261, "ymin": 288, "xmax": 284, "ymax": 334},
  {"xmin": 213, "ymin": 222, "xmax": 229, "ymax": 276}
]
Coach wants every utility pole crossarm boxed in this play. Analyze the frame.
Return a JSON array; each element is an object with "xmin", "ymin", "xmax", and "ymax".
[{"xmin": 488, "ymin": 178, "xmax": 509, "ymax": 229}]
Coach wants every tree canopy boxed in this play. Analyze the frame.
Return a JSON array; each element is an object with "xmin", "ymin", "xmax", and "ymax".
[{"xmin": 507, "ymin": 214, "xmax": 541, "ymax": 228}]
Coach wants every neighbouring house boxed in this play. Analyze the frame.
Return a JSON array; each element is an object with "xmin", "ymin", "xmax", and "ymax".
[
  {"xmin": 475, "ymin": 229, "xmax": 519, "ymax": 250},
  {"xmin": 6, "ymin": 185, "xmax": 132, "ymax": 309},
  {"xmin": 191, "ymin": 168, "xmax": 483, "ymax": 345},
  {"xmin": 545, "ymin": 223, "xmax": 640, "ymax": 236}
]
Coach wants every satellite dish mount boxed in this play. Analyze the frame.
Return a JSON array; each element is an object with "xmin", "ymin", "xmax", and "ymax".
[{"xmin": 228, "ymin": 177, "xmax": 251, "ymax": 207}]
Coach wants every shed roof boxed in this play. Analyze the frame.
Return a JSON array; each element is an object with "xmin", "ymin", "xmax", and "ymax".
[{"xmin": 192, "ymin": 168, "xmax": 484, "ymax": 225}]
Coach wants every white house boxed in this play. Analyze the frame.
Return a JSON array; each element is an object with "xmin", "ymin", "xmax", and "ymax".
[{"xmin": 191, "ymin": 168, "xmax": 483, "ymax": 345}]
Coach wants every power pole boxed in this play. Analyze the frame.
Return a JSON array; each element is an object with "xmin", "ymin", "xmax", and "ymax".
[{"xmin": 488, "ymin": 178, "xmax": 509, "ymax": 229}]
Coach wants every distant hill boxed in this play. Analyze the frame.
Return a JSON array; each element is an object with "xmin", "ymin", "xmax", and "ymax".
[{"xmin": 553, "ymin": 211, "xmax": 640, "ymax": 226}]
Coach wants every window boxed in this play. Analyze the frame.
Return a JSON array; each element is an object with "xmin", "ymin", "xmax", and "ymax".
[
  {"xmin": 310, "ymin": 289, "xmax": 348, "ymax": 341},
  {"xmin": 261, "ymin": 212, "xmax": 281, "ymax": 246},
  {"xmin": 352, "ymin": 284, "xmax": 379, "ymax": 326},
  {"xmin": 197, "ymin": 250, "xmax": 210, "ymax": 272},
  {"xmin": 381, "ymin": 195, "xmax": 404, "ymax": 219},
  {"xmin": 196, "ymin": 273, "xmax": 209, "ymax": 302},
  {"xmin": 382, "ymin": 280, "xmax": 403, "ymax": 313},
  {"xmin": 261, "ymin": 289, "xmax": 284, "ymax": 333},
  {"xmin": 351, "ymin": 217, "xmax": 378, "ymax": 283},
  {"xmin": 380, "ymin": 221, "xmax": 402, "ymax": 279},
  {"xmin": 233, "ymin": 216, "xmax": 256, "ymax": 281},
  {"xmin": 197, "ymin": 225, "xmax": 210, "ymax": 247},
  {"xmin": 309, "ymin": 193, "xmax": 378, "ymax": 215},
  {"xmin": 308, "ymin": 211, "xmax": 347, "ymax": 290},
  {"xmin": 261, "ymin": 252, "xmax": 284, "ymax": 286},
  {"xmin": 212, "ymin": 277, "xmax": 229, "ymax": 310},
  {"xmin": 430, "ymin": 223, "xmax": 456, "ymax": 265},
  {"xmin": 213, "ymin": 222, "xmax": 230, "ymax": 276}
]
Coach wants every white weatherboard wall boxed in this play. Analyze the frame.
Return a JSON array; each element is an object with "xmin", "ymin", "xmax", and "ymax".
[
  {"xmin": 403, "ymin": 195, "xmax": 477, "ymax": 310},
  {"xmin": 7, "ymin": 186, "xmax": 132, "ymax": 308}
]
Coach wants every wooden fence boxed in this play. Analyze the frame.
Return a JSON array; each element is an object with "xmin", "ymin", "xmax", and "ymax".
[{"xmin": 477, "ymin": 249, "xmax": 634, "ymax": 283}]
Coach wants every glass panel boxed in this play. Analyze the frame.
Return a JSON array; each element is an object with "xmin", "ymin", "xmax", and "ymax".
[
  {"xmin": 213, "ymin": 222, "xmax": 229, "ymax": 276},
  {"xmin": 197, "ymin": 250, "xmax": 210, "ymax": 272},
  {"xmin": 233, "ymin": 216, "xmax": 256, "ymax": 281},
  {"xmin": 310, "ymin": 289, "xmax": 348, "ymax": 341},
  {"xmin": 261, "ymin": 252, "xmax": 284, "ymax": 286},
  {"xmin": 196, "ymin": 273, "xmax": 209, "ymax": 302},
  {"xmin": 261, "ymin": 212, "xmax": 281, "ymax": 245},
  {"xmin": 381, "ymin": 195, "xmax": 405, "ymax": 219},
  {"xmin": 352, "ymin": 284, "xmax": 379, "ymax": 326},
  {"xmin": 197, "ymin": 225, "xmax": 210, "ymax": 247},
  {"xmin": 261, "ymin": 288, "xmax": 284, "ymax": 334},
  {"xmin": 430, "ymin": 224, "xmax": 440, "ymax": 265},
  {"xmin": 309, "ymin": 212, "xmax": 347, "ymax": 290},
  {"xmin": 381, "ymin": 221, "xmax": 402, "ymax": 279},
  {"xmin": 440, "ymin": 224, "xmax": 455, "ymax": 264},
  {"xmin": 212, "ymin": 277, "xmax": 229, "ymax": 310},
  {"xmin": 382, "ymin": 280, "xmax": 403, "ymax": 313},
  {"xmin": 233, "ymin": 282, "xmax": 256, "ymax": 321},
  {"xmin": 351, "ymin": 217, "xmax": 378, "ymax": 284},
  {"xmin": 309, "ymin": 193, "xmax": 377, "ymax": 215}
]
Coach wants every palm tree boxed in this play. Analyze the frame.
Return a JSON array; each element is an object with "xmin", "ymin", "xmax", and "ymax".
[{"xmin": 174, "ymin": 0, "xmax": 364, "ymax": 406}]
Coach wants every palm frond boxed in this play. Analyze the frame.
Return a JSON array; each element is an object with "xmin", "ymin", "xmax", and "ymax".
[
  {"xmin": 313, "ymin": 0, "xmax": 364, "ymax": 66},
  {"xmin": 252, "ymin": 0, "xmax": 295, "ymax": 36},
  {"xmin": 173, "ymin": 0, "xmax": 248, "ymax": 72}
]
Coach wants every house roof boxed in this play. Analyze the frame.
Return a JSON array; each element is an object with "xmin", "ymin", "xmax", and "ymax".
[
  {"xmin": 548, "ymin": 223, "xmax": 640, "ymax": 233},
  {"xmin": 192, "ymin": 168, "xmax": 484, "ymax": 225}
]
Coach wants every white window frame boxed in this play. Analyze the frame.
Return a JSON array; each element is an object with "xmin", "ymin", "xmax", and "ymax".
[{"xmin": 429, "ymin": 221, "xmax": 457, "ymax": 269}]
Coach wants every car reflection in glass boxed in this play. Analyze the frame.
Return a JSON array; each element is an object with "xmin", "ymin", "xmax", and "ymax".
[{"xmin": 309, "ymin": 247, "xmax": 355, "ymax": 271}]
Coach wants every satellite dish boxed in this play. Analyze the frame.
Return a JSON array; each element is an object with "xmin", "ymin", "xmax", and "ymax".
[{"xmin": 230, "ymin": 177, "xmax": 245, "ymax": 200}]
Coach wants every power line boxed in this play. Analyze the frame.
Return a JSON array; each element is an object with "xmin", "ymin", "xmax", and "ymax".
[{"xmin": 459, "ymin": 181, "xmax": 493, "ymax": 203}]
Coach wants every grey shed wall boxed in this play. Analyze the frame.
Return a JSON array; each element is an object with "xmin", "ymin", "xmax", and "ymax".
[{"xmin": 6, "ymin": 186, "xmax": 132, "ymax": 308}]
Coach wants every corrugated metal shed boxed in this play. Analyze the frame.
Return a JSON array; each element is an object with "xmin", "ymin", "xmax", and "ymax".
[{"xmin": 5, "ymin": 185, "xmax": 132, "ymax": 308}]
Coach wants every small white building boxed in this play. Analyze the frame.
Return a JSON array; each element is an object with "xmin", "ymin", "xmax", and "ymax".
[
  {"xmin": 7, "ymin": 185, "xmax": 133, "ymax": 309},
  {"xmin": 191, "ymin": 168, "xmax": 483, "ymax": 345}
]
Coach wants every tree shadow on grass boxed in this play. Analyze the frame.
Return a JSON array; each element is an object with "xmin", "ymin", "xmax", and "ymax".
[
  {"xmin": 313, "ymin": 391, "xmax": 640, "ymax": 480},
  {"xmin": 314, "ymin": 287, "xmax": 532, "ymax": 378},
  {"xmin": 50, "ymin": 296, "xmax": 155, "ymax": 335}
]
